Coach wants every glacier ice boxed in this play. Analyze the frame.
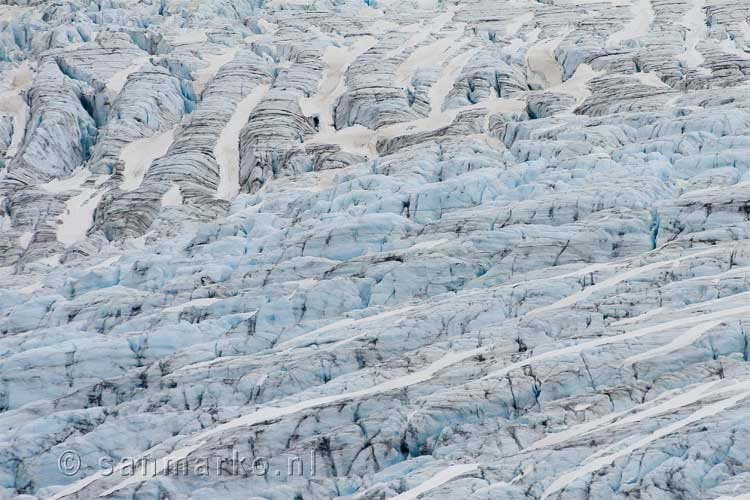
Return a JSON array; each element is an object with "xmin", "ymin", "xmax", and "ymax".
[{"xmin": 1, "ymin": 0, "xmax": 750, "ymax": 498}]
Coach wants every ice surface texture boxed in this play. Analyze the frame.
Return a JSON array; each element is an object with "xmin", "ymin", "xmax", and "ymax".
[{"xmin": 1, "ymin": 0, "xmax": 750, "ymax": 498}]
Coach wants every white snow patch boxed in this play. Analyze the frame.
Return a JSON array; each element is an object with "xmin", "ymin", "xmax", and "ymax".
[
  {"xmin": 163, "ymin": 297, "xmax": 220, "ymax": 313},
  {"xmin": 107, "ymin": 56, "xmax": 149, "ymax": 93},
  {"xmin": 429, "ymin": 47, "xmax": 477, "ymax": 116},
  {"xmin": 487, "ymin": 298, "xmax": 750, "ymax": 380},
  {"xmin": 34, "ymin": 255, "xmax": 60, "ymax": 267},
  {"xmin": 610, "ymin": 306, "xmax": 671, "ymax": 327},
  {"xmin": 413, "ymin": 0, "xmax": 443, "ymax": 8},
  {"xmin": 391, "ymin": 464, "xmax": 480, "ymax": 500},
  {"xmin": 0, "ymin": 62, "xmax": 33, "ymax": 158},
  {"xmin": 541, "ymin": 383, "xmax": 750, "ymax": 499},
  {"xmin": 192, "ymin": 47, "xmax": 238, "ymax": 95},
  {"xmin": 377, "ymin": 0, "xmax": 447, "ymax": 10},
  {"xmin": 677, "ymin": 0, "xmax": 710, "ymax": 73},
  {"xmin": 88, "ymin": 255, "xmax": 121, "ymax": 270},
  {"xmin": 527, "ymin": 247, "xmax": 724, "ymax": 318},
  {"xmin": 306, "ymin": 124, "xmax": 378, "ymax": 158},
  {"xmin": 161, "ymin": 184, "xmax": 183, "ymax": 207},
  {"xmin": 169, "ymin": 29, "xmax": 208, "ymax": 45},
  {"xmin": 622, "ymin": 319, "xmax": 723, "ymax": 365},
  {"xmin": 718, "ymin": 37, "xmax": 750, "ymax": 59},
  {"xmin": 300, "ymin": 37, "xmax": 376, "ymax": 132},
  {"xmin": 385, "ymin": 6, "xmax": 458, "ymax": 59},
  {"xmin": 740, "ymin": 19, "xmax": 750, "ymax": 43},
  {"xmin": 527, "ymin": 37, "xmax": 564, "ymax": 89},
  {"xmin": 257, "ymin": 19, "xmax": 277, "ymax": 34},
  {"xmin": 370, "ymin": 18, "xmax": 421, "ymax": 35},
  {"xmin": 549, "ymin": 64, "xmax": 603, "ymax": 104},
  {"xmin": 0, "ymin": 265, "xmax": 14, "ymax": 282},
  {"xmin": 379, "ymin": 95, "xmax": 526, "ymax": 141},
  {"xmin": 529, "ymin": 380, "xmax": 723, "ymax": 452},
  {"xmin": 120, "ymin": 128, "xmax": 175, "ymax": 191},
  {"xmin": 276, "ymin": 301, "xmax": 426, "ymax": 354},
  {"xmin": 0, "ymin": 4, "xmax": 30, "ymax": 22},
  {"xmin": 557, "ymin": 0, "xmax": 629, "ymax": 4},
  {"xmin": 257, "ymin": 169, "xmax": 339, "ymax": 196},
  {"xmin": 395, "ymin": 25, "xmax": 466, "ymax": 86},
  {"xmin": 40, "ymin": 167, "xmax": 91, "ymax": 193},
  {"xmin": 17, "ymin": 231, "xmax": 33, "ymax": 249},
  {"xmin": 42, "ymin": 168, "xmax": 110, "ymax": 246},
  {"xmin": 305, "ymin": 24, "xmax": 346, "ymax": 45},
  {"xmin": 410, "ymin": 238, "xmax": 449, "ymax": 251},
  {"xmin": 306, "ymin": 92, "xmax": 525, "ymax": 157},
  {"xmin": 483, "ymin": 94, "xmax": 528, "ymax": 115},
  {"xmin": 88, "ymin": 347, "xmax": 486, "ymax": 499},
  {"xmin": 263, "ymin": 0, "xmax": 308, "ymax": 6},
  {"xmin": 505, "ymin": 12, "xmax": 534, "ymax": 37},
  {"xmin": 35, "ymin": 255, "xmax": 61, "ymax": 266},
  {"xmin": 630, "ymin": 71, "xmax": 671, "ymax": 88},
  {"xmin": 17, "ymin": 281, "xmax": 44, "ymax": 294},
  {"xmin": 607, "ymin": 0, "xmax": 654, "ymax": 46},
  {"xmin": 215, "ymin": 85, "xmax": 269, "ymax": 200},
  {"xmin": 0, "ymin": 212, "xmax": 11, "ymax": 232},
  {"xmin": 57, "ymin": 187, "xmax": 104, "ymax": 246},
  {"xmin": 130, "ymin": 236, "xmax": 146, "ymax": 250}
]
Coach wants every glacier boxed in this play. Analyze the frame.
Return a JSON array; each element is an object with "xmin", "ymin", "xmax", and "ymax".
[{"xmin": 1, "ymin": 0, "xmax": 750, "ymax": 498}]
